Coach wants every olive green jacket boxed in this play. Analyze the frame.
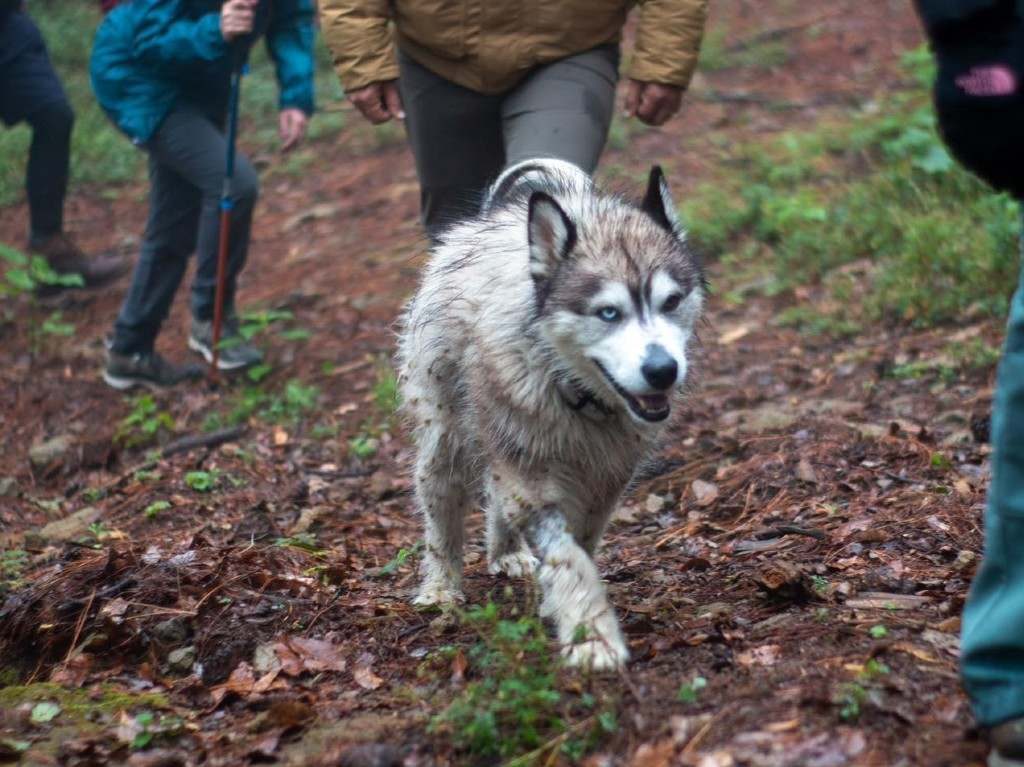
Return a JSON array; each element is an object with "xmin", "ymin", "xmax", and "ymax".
[{"xmin": 320, "ymin": 0, "xmax": 708, "ymax": 94}]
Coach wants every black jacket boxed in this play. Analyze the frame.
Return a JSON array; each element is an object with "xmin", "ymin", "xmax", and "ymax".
[{"xmin": 914, "ymin": 0, "xmax": 1024, "ymax": 198}]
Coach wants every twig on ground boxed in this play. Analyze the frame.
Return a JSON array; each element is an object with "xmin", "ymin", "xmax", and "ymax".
[{"xmin": 161, "ymin": 426, "xmax": 246, "ymax": 458}]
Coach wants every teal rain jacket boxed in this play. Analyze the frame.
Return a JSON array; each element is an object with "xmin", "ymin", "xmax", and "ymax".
[{"xmin": 90, "ymin": 0, "xmax": 314, "ymax": 144}]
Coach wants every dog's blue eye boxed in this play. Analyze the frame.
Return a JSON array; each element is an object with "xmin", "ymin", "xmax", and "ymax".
[
  {"xmin": 662, "ymin": 293, "xmax": 683, "ymax": 312},
  {"xmin": 597, "ymin": 306, "xmax": 621, "ymax": 323}
]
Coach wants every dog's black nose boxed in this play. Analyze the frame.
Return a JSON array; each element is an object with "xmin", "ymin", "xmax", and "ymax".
[{"xmin": 641, "ymin": 345, "xmax": 678, "ymax": 390}]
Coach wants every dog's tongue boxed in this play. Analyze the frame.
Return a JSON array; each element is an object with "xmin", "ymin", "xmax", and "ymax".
[{"xmin": 637, "ymin": 394, "xmax": 668, "ymax": 411}]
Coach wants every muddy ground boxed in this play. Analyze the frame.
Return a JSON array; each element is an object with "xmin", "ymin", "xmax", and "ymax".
[{"xmin": 0, "ymin": 2, "xmax": 996, "ymax": 765}]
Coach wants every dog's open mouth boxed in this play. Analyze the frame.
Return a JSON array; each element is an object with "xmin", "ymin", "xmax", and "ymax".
[{"xmin": 593, "ymin": 361, "xmax": 671, "ymax": 423}]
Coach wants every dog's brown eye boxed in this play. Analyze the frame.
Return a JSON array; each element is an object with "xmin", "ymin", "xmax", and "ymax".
[{"xmin": 662, "ymin": 293, "xmax": 683, "ymax": 312}]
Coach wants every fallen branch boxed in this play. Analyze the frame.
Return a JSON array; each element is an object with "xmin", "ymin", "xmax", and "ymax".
[{"xmin": 161, "ymin": 426, "xmax": 246, "ymax": 458}]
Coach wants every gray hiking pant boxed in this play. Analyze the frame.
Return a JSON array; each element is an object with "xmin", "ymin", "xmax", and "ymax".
[
  {"xmin": 398, "ymin": 44, "xmax": 619, "ymax": 237},
  {"xmin": 111, "ymin": 104, "xmax": 258, "ymax": 355}
]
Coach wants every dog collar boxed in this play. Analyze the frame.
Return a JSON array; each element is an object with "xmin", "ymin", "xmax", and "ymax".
[{"xmin": 556, "ymin": 378, "xmax": 617, "ymax": 421}]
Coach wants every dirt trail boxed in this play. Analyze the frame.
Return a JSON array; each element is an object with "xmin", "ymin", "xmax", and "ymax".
[{"xmin": 0, "ymin": 2, "xmax": 994, "ymax": 765}]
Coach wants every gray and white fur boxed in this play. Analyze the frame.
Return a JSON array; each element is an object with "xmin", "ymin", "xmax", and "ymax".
[{"xmin": 398, "ymin": 159, "xmax": 704, "ymax": 670}]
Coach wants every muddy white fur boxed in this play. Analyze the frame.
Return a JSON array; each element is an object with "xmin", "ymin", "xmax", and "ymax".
[{"xmin": 398, "ymin": 159, "xmax": 704, "ymax": 670}]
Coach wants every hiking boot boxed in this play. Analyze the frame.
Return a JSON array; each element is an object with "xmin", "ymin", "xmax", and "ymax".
[
  {"xmin": 991, "ymin": 718, "xmax": 1024, "ymax": 767},
  {"xmin": 188, "ymin": 315, "xmax": 263, "ymax": 370},
  {"xmin": 29, "ymin": 233, "xmax": 127, "ymax": 290},
  {"xmin": 103, "ymin": 349, "xmax": 204, "ymax": 391}
]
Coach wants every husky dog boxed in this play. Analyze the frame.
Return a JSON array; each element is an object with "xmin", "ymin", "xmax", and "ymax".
[{"xmin": 398, "ymin": 159, "xmax": 704, "ymax": 669}]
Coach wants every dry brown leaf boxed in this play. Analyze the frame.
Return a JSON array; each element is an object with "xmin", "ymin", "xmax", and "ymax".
[
  {"xmin": 353, "ymin": 652, "xmax": 384, "ymax": 690},
  {"xmin": 890, "ymin": 642, "xmax": 939, "ymax": 664},
  {"xmin": 629, "ymin": 739, "xmax": 676, "ymax": 767},
  {"xmin": 451, "ymin": 648, "xmax": 467, "ymax": 686},
  {"xmin": 764, "ymin": 718, "xmax": 800, "ymax": 732},
  {"xmin": 275, "ymin": 637, "xmax": 347, "ymax": 677},
  {"xmin": 736, "ymin": 644, "xmax": 781, "ymax": 667},
  {"xmin": 795, "ymin": 458, "xmax": 818, "ymax": 484},
  {"xmin": 210, "ymin": 661, "xmax": 256, "ymax": 705},
  {"xmin": 718, "ymin": 324, "xmax": 751, "ymax": 345}
]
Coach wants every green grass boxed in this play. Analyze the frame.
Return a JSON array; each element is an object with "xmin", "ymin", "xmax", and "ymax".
[
  {"xmin": 682, "ymin": 46, "xmax": 1021, "ymax": 330},
  {"xmin": 429, "ymin": 602, "xmax": 617, "ymax": 764},
  {"xmin": 0, "ymin": 0, "xmax": 344, "ymax": 207}
]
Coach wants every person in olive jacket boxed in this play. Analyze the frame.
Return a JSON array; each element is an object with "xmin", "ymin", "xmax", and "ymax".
[
  {"xmin": 320, "ymin": 0, "xmax": 708, "ymax": 236},
  {"xmin": 914, "ymin": 1, "xmax": 1024, "ymax": 765},
  {"xmin": 91, "ymin": 0, "xmax": 315, "ymax": 389}
]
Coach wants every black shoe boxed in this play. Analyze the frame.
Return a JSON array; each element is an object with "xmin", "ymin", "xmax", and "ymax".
[
  {"xmin": 990, "ymin": 718, "xmax": 1024, "ymax": 767},
  {"xmin": 29, "ymin": 233, "xmax": 128, "ymax": 291},
  {"xmin": 188, "ymin": 316, "xmax": 263, "ymax": 370},
  {"xmin": 103, "ymin": 349, "xmax": 204, "ymax": 391}
]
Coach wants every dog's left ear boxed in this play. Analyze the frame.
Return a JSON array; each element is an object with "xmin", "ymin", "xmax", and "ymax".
[
  {"xmin": 642, "ymin": 165, "xmax": 683, "ymax": 236},
  {"xmin": 528, "ymin": 191, "xmax": 577, "ymax": 285}
]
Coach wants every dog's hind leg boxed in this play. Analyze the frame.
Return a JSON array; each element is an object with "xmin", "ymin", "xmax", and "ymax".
[
  {"xmin": 413, "ymin": 428, "xmax": 470, "ymax": 606},
  {"xmin": 524, "ymin": 507, "xmax": 629, "ymax": 671}
]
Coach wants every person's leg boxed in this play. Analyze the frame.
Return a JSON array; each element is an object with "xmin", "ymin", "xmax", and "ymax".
[
  {"xmin": 24, "ymin": 99, "xmax": 73, "ymax": 242},
  {"xmin": 501, "ymin": 45, "xmax": 619, "ymax": 174},
  {"xmin": 111, "ymin": 153, "xmax": 199, "ymax": 356},
  {"xmin": 397, "ymin": 50, "xmax": 505, "ymax": 237},
  {"xmin": 961, "ymin": 213, "xmax": 1024, "ymax": 732}
]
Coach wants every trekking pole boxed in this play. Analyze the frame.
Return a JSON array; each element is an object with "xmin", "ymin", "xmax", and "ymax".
[{"xmin": 210, "ymin": 50, "xmax": 244, "ymax": 379}]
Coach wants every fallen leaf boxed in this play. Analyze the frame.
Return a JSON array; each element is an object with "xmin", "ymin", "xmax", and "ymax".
[
  {"xmin": 353, "ymin": 653, "xmax": 384, "ymax": 690},
  {"xmin": 890, "ymin": 642, "xmax": 939, "ymax": 664},
  {"xmin": 210, "ymin": 661, "xmax": 256, "ymax": 705},
  {"xmin": 718, "ymin": 324, "xmax": 751, "ymax": 345},
  {"xmin": 795, "ymin": 458, "xmax": 818, "ymax": 484},
  {"xmin": 764, "ymin": 718, "xmax": 800, "ymax": 732},
  {"xmin": 275, "ymin": 636, "xmax": 347, "ymax": 677},
  {"xmin": 736, "ymin": 644, "xmax": 781, "ymax": 667},
  {"xmin": 629, "ymin": 739, "xmax": 676, "ymax": 767},
  {"xmin": 273, "ymin": 428, "xmax": 289, "ymax": 446},
  {"xmin": 451, "ymin": 649, "xmax": 467, "ymax": 686},
  {"xmin": 50, "ymin": 653, "xmax": 92, "ymax": 687},
  {"xmin": 691, "ymin": 480, "xmax": 719, "ymax": 507},
  {"xmin": 30, "ymin": 702, "xmax": 61, "ymax": 724}
]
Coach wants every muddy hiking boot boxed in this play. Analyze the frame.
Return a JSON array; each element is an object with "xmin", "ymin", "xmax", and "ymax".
[
  {"xmin": 991, "ymin": 719, "xmax": 1024, "ymax": 767},
  {"xmin": 188, "ymin": 315, "xmax": 263, "ymax": 371},
  {"xmin": 103, "ymin": 350, "xmax": 204, "ymax": 391},
  {"xmin": 29, "ymin": 233, "xmax": 127, "ymax": 292}
]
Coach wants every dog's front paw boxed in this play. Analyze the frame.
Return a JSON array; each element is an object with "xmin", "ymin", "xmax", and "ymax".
[
  {"xmin": 488, "ymin": 550, "xmax": 540, "ymax": 578},
  {"xmin": 413, "ymin": 580, "xmax": 464, "ymax": 607},
  {"xmin": 562, "ymin": 636, "xmax": 629, "ymax": 671}
]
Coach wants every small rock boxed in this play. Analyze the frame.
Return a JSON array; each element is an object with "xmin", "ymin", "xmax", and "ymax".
[
  {"xmin": 428, "ymin": 612, "xmax": 458, "ymax": 637},
  {"xmin": 645, "ymin": 494, "xmax": 666, "ymax": 514},
  {"xmin": 338, "ymin": 744, "xmax": 403, "ymax": 767},
  {"xmin": 167, "ymin": 646, "xmax": 197, "ymax": 673},
  {"xmin": 35, "ymin": 506, "xmax": 103, "ymax": 543},
  {"xmin": 691, "ymin": 480, "xmax": 719, "ymax": 507},
  {"xmin": 29, "ymin": 435, "xmax": 73, "ymax": 471},
  {"xmin": 0, "ymin": 476, "xmax": 17, "ymax": 497},
  {"xmin": 152, "ymin": 618, "xmax": 189, "ymax": 646}
]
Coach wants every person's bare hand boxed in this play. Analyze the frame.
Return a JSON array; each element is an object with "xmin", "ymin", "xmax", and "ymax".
[
  {"xmin": 623, "ymin": 80, "xmax": 683, "ymax": 126},
  {"xmin": 221, "ymin": 0, "xmax": 256, "ymax": 42},
  {"xmin": 279, "ymin": 108, "xmax": 308, "ymax": 151},
  {"xmin": 348, "ymin": 80, "xmax": 405, "ymax": 125}
]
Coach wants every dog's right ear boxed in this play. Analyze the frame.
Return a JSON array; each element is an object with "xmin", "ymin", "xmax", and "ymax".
[{"xmin": 528, "ymin": 192, "xmax": 577, "ymax": 286}]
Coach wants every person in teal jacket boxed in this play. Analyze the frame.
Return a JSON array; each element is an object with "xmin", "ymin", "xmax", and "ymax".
[
  {"xmin": 913, "ymin": 1, "xmax": 1024, "ymax": 765},
  {"xmin": 91, "ymin": 0, "xmax": 315, "ymax": 389}
]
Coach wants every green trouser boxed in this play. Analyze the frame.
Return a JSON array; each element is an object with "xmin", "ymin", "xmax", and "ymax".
[{"xmin": 962, "ymin": 219, "xmax": 1024, "ymax": 726}]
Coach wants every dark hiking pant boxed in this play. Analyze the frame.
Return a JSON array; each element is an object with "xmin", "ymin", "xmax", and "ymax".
[
  {"xmin": 398, "ymin": 45, "xmax": 619, "ymax": 238},
  {"xmin": 961, "ymin": 215, "xmax": 1024, "ymax": 726},
  {"xmin": 111, "ymin": 105, "xmax": 258, "ymax": 356},
  {"xmin": 0, "ymin": 11, "xmax": 74, "ymax": 241}
]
